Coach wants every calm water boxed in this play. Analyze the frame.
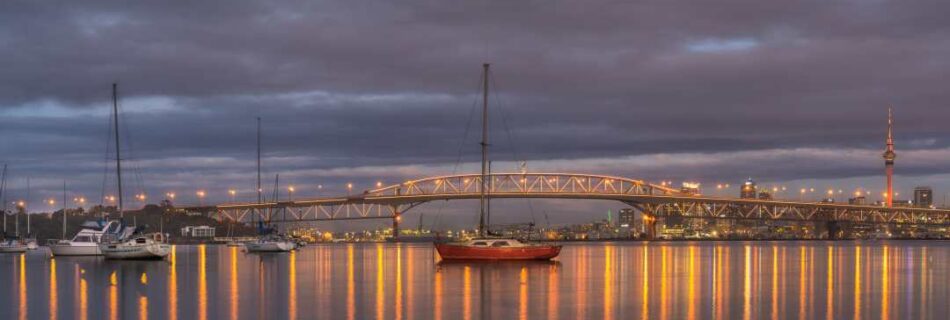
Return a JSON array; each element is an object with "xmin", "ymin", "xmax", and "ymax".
[{"xmin": 0, "ymin": 241, "xmax": 947, "ymax": 320}]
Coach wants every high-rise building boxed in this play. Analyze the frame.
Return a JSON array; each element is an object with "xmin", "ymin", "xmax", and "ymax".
[
  {"xmin": 618, "ymin": 208, "xmax": 636, "ymax": 228},
  {"xmin": 914, "ymin": 186, "xmax": 933, "ymax": 208},
  {"xmin": 883, "ymin": 108, "xmax": 896, "ymax": 207},
  {"xmin": 740, "ymin": 178, "xmax": 757, "ymax": 199},
  {"xmin": 849, "ymin": 196, "xmax": 867, "ymax": 205}
]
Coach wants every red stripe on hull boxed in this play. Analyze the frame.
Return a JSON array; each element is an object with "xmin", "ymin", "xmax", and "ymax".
[{"xmin": 435, "ymin": 243, "xmax": 561, "ymax": 260}]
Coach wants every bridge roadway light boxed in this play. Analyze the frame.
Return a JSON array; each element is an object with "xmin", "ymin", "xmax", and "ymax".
[
  {"xmin": 347, "ymin": 183, "xmax": 353, "ymax": 195},
  {"xmin": 228, "ymin": 189, "xmax": 236, "ymax": 202},
  {"xmin": 288, "ymin": 185, "xmax": 296, "ymax": 200}
]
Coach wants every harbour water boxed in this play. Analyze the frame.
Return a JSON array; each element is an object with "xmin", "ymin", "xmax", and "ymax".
[{"xmin": 0, "ymin": 241, "xmax": 947, "ymax": 319}]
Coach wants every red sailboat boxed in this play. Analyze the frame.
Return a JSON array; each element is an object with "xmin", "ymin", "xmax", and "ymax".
[{"xmin": 435, "ymin": 63, "xmax": 561, "ymax": 261}]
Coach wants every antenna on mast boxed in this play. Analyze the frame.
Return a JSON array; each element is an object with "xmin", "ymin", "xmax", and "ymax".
[{"xmin": 479, "ymin": 63, "xmax": 490, "ymax": 237}]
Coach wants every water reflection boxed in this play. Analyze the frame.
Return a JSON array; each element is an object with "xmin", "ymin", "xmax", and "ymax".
[
  {"xmin": 19, "ymin": 254, "xmax": 27, "ymax": 320},
  {"xmin": 1, "ymin": 241, "xmax": 948, "ymax": 319},
  {"xmin": 49, "ymin": 258, "xmax": 57, "ymax": 320}
]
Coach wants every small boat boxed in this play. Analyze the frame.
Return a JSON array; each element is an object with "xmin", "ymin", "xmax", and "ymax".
[
  {"xmin": 0, "ymin": 238, "xmax": 28, "ymax": 253},
  {"xmin": 100, "ymin": 232, "xmax": 171, "ymax": 260},
  {"xmin": 435, "ymin": 238, "xmax": 561, "ymax": 260},
  {"xmin": 48, "ymin": 220, "xmax": 121, "ymax": 256},
  {"xmin": 244, "ymin": 218, "xmax": 296, "ymax": 252},
  {"xmin": 245, "ymin": 234, "xmax": 296, "ymax": 252},
  {"xmin": 25, "ymin": 238, "xmax": 38, "ymax": 250},
  {"xmin": 433, "ymin": 64, "xmax": 561, "ymax": 261}
]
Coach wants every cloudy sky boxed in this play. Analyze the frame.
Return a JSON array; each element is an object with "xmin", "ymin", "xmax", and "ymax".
[{"xmin": 2, "ymin": 0, "xmax": 949, "ymax": 229}]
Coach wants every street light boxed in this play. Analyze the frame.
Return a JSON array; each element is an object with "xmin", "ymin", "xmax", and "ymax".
[
  {"xmin": 196, "ymin": 190, "xmax": 206, "ymax": 206},
  {"xmin": 166, "ymin": 192, "xmax": 176, "ymax": 201},
  {"xmin": 288, "ymin": 185, "xmax": 295, "ymax": 201},
  {"xmin": 346, "ymin": 183, "xmax": 353, "ymax": 195},
  {"xmin": 228, "ymin": 189, "xmax": 236, "ymax": 202}
]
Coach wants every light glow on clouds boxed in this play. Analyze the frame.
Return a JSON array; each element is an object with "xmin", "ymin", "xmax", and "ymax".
[
  {"xmin": 1, "ymin": 96, "xmax": 183, "ymax": 118},
  {"xmin": 686, "ymin": 37, "xmax": 759, "ymax": 53}
]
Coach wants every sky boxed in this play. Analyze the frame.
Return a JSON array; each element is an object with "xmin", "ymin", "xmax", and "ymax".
[{"xmin": 2, "ymin": 0, "xmax": 950, "ymax": 229}]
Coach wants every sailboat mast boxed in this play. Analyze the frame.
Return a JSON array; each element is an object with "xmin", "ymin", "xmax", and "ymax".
[
  {"xmin": 26, "ymin": 177, "xmax": 29, "ymax": 236},
  {"xmin": 1, "ymin": 164, "xmax": 6, "ymax": 234},
  {"xmin": 257, "ymin": 117, "xmax": 262, "ymax": 204},
  {"xmin": 479, "ymin": 63, "xmax": 490, "ymax": 237},
  {"xmin": 113, "ymin": 83, "xmax": 124, "ymax": 219},
  {"xmin": 62, "ymin": 180, "xmax": 67, "ymax": 239}
]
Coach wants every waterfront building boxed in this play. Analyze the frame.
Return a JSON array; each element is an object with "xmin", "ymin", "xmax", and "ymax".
[
  {"xmin": 914, "ymin": 186, "xmax": 933, "ymax": 208},
  {"xmin": 757, "ymin": 191, "xmax": 772, "ymax": 200},
  {"xmin": 849, "ymin": 196, "xmax": 867, "ymax": 205},
  {"xmin": 180, "ymin": 225, "xmax": 216, "ymax": 238},
  {"xmin": 680, "ymin": 182, "xmax": 701, "ymax": 195}
]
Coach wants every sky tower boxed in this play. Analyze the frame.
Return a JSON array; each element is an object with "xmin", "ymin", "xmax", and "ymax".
[{"xmin": 883, "ymin": 107, "xmax": 896, "ymax": 207}]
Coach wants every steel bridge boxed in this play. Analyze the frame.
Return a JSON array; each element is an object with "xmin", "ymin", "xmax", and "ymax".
[{"xmin": 183, "ymin": 172, "xmax": 950, "ymax": 239}]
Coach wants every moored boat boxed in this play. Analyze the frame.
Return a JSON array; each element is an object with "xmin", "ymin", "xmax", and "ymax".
[
  {"xmin": 432, "ymin": 64, "xmax": 561, "ymax": 261},
  {"xmin": 245, "ymin": 234, "xmax": 296, "ymax": 252},
  {"xmin": 100, "ymin": 232, "xmax": 171, "ymax": 259},
  {"xmin": 48, "ymin": 220, "xmax": 121, "ymax": 256},
  {"xmin": 0, "ymin": 238, "xmax": 28, "ymax": 253},
  {"xmin": 435, "ymin": 238, "xmax": 561, "ymax": 260}
]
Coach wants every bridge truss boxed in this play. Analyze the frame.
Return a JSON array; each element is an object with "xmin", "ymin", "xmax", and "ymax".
[{"xmin": 186, "ymin": 173, "xmax": 949, "ymax": 230}]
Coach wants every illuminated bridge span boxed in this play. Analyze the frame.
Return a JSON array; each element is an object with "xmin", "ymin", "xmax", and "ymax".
[{"xmin": 188, "ymin": 172, "xmax": 950, "ymax": 238}]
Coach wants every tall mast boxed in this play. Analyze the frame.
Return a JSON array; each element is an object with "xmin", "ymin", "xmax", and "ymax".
[
  {"xmin": 257, "ymin": 117, "xmax": 262, "ymax": 204},
  {"xmin": 62, "ymin": 180, "xmax": 67, "ymax": 239},
  {"xmin": 25, "ymin": 177, "xmax": 29, "ymax": 235},
  {"xmin": 1, "ymin": 164, "xmax": 6, "ymax": 234},
  {"xmin": 113, "ymin": 83, "xmax": 124, "ymax": 218},
  {"xmin": 479, "ymin": 63, "xmax": 490, "ymax": 237}
]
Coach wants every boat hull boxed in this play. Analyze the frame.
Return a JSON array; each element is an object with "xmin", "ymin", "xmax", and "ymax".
[
  {"xmin": 100, "ymin": 243, "xmax": 171, "ymax": 260},
  {"xmin": 245, "ymin": 241, "xmax": 296, "ymax": 252},
  {"xmin": 435, "ymin": 243, "xmax": 561, "ymax": 260},
  {"xmin": 49, "ymin": 243, "xmax": 102, "ymax": 256},
  {"xmin": 0, "ymin": 245, "xmax": 28, "ymax": 253}
]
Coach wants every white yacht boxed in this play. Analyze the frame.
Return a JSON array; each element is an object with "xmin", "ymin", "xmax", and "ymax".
[
  {"xmin": 100, "ymin": 231, "xmax": 171, "ymax": 259},
  {"xmin": 48, "ymin": 220, "xmax": 120, "ymax": 256}
]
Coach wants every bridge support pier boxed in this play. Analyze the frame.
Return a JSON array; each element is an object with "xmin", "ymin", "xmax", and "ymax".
[
  {"xmin": 392, "ymin": 207, "xmax": 401, "ymax": 241},
  {"xmin": 642, "ymin": 213, "xmax": 657, "ymax": 240},
  {"xmin": 826, "ymin": 221, "xmax": 841, "ymax": 240}
]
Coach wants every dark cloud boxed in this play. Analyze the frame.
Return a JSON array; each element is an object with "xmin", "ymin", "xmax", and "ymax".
[{"xmin": 2, "ymin": 0, "xmax": 950, "ymax": 228}]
